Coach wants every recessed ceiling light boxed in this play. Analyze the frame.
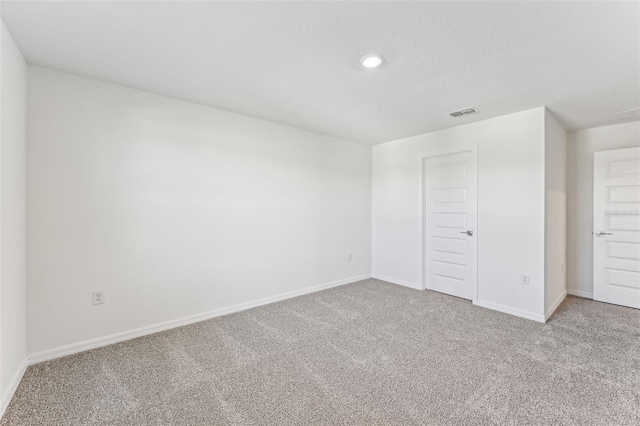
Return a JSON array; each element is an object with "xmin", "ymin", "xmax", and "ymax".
[{"xmin": 361, "ymin": 54, "xmax": 384, "ymax": 69}]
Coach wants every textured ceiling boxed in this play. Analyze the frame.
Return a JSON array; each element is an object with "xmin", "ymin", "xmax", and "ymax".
[{"xmin": 2, "ymin": 1, "xmax": 639, "ymax": 145}]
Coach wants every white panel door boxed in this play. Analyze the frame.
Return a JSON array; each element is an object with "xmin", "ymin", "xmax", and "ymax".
[
  {"xmin": 425, "ymin": 149, "xmax": 477, "ymax": 300},
  {"xmin": 594, "ymin": 147, "xmax": 640, "ymax": 309}
]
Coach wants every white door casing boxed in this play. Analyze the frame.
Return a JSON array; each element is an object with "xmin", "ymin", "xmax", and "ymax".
[
  {"xmin": 593, "ymin": 147, "xmax": 640, "ymax": 309},
  {"xmin": 424, "ymin": 148, "xmax": 477, "ymax": 301}
]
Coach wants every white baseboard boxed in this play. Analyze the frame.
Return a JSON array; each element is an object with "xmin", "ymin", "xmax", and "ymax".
[
  {"xmin": 28, "ymin": 274, "xmax": 371, "ymax": 365},
  {"xmin": 0, "ymin": 358, "xmax": 27, "ymax": 420},
  {"xmin": 545, "ymin": 290, "xmax": 567, "ymax": 321},
  {"xmin": 567, "ymin": 288, "xmax": 593, "ymax": 299},
  {"xmin": 474, "ymin": 299, "xmax": 545, "ymax": 323},
  {"xmin": 371, "ymin": 273, "xmax": 422, "ymax": 290}
]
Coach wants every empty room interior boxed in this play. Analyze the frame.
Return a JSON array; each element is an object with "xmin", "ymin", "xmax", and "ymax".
[{"xmin": 1, "ymin": 1, "xmax": 640, "ymax": 424}]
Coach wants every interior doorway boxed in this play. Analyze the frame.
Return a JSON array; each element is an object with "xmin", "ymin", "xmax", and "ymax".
[
  {"xmin": 423, "ymin": 148, "xmax": 477, "ymax": 301},
  {"xmin": 593, "ymin": 147, "xmax": 640, "ymax": 309}
]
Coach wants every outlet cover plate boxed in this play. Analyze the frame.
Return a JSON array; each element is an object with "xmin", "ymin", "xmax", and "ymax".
[{"xmin": 93, "ymin": 290, "xmax": 105, "ymax": 305}]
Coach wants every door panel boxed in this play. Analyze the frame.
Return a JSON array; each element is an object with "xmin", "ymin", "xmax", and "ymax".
[
  {"xmin": 425, "ymin": 149, "xmax": 477, "ymax": 300},
  {"xmin": 594, "ymin": 147, "xmax": 640, "ymax": 309},
  {"xmin": 608, "ymin": 241, "xmax": 640, "ymax": 260}
]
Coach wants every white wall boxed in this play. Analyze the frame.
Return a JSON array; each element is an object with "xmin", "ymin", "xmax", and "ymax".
[
  {"xmin": 372, "ymin": 107, "xmax": 547, "ymax": 320},
  {"xmin": 544, "ymin": 110, "xmax": 567, "ymax": 318},
  {"xmin": 567, "ymin": 121, "xmax": 640, "ymax": 298},
  {"xmin": 27, "ymin": 66, "xmax": 372, "ymax": 356},
  {"xmin": 0, "ymin": 21, "xmax": 28, "ymax": 414}
]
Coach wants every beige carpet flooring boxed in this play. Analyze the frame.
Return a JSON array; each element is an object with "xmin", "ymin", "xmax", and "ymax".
[{"xmin": 2, "ymin": 279, "xmax": 639, "ymax": 425}]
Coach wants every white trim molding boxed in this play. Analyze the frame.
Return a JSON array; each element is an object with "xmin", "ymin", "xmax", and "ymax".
[
  {"xmin": 567, "ymin": 288, "xmax": 593, "ymax": 299},
  {"xmin": 371, "ymin": 274, "xmax": 422, "ymax": 290},
  {"xmin": 474, "ymin": 299, "xmax": 545, "ymax": 323},
  {"xmin": 28, "ymin": 274, "xmax": 371, "ymax": 365},
  {"xmin": 0, "ymin": 358, "xmax": 28, "ymax": 419},
  {"xmin": 545, "ymin": 290, "xmax": 568, "ymax": 322}
]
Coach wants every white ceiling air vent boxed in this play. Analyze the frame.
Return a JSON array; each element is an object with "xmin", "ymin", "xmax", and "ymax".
[
  {"xmin": 616, "ymin": 108, "xmax": 640, "ymax": 120},
  {"xmin": 448, "ymin": 107, "xmax": 477, "ymax": 118}
]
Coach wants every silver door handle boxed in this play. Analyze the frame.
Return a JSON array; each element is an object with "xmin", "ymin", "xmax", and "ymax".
[
  {"xmin": 595, "ymin": 231, "xmax": 613, "ymax": 237},
  {"xmin": 460, "ymin": 230, "xmax": 473, "ymax": 236}
]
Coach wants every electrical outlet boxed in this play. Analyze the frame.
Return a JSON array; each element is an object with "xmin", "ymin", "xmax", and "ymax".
[
  {"xmin": 93, "ymin": 290, "xmax": 105, "ymax": 305},
  {"xmin": 520, "ymin": 274, "xmax": 530, "ymax": 286},
  {"xmin": 347, "ymin": 253, "xmax": 352, "ymax": 262}
]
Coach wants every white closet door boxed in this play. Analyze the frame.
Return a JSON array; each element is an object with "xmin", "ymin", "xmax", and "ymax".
[
  {"xmin": 593, "ymin": 147, "xmax": 640, "ymax": 309},
  {"xmin": 425, "ymin": 149, "xmax": 477, "ymax": 300}
]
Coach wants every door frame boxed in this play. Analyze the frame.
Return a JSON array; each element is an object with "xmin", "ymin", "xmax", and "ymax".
[{"xmin": 422, "ymin": 145, "xmax": 479, "ymax": 303}]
